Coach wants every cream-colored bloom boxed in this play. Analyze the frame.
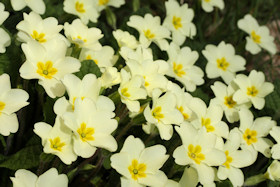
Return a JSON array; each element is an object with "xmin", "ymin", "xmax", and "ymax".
[
  {"xmin": 113, "ymin": 29, "xmax": 139, "ymax": 49},
  {"xmin": 144, "ymin": 91, "xmax": 183, "ymax": 140},
  {"xmin": 94, "ymin": 0, "xmax": 125, "ymax": 12},
  {"xmin": 201, "ymin": 0, "xmax": 224, "ymax": 12},
  {"xmin": 118, "ymin": 69, "xmax": 147, "ymax": 113},
  {"xmin": 178, "ymin": 166, "xmax": 199, "ymax": 187},
  {"xmin": 16, "ymin": 12, "xmax": 66, "ymax": 44},
  {"xmin": 0, "ymin": 3, "xmax": 9, "ymax": 25},
  {"xmin": 270, "ymin": 126, "xmax": 280, "ymax": 160},
  {"xmin": 233, "ymin": 70, "xmax": 274, "ymax": 110},
  {"xmin": 11, "ymin": 168, "xmax": 68, "ymax": 187},
  {"xmin": 173, "ymin": 124, "xmax": 226, "ymax": 186},
  {"xmin": 202, "ymin": 41, "xmax": 246, "ymax": 84},
  {"xmin": 163, "ymin": 0, "xmax": 196, "ymax": 45},
  {"xmin": 237, "ymin": 14, "xmax": 277, "ymax": 55},
  {"xmin": 34, "ymin": 117, "xmax": 78, "ymax": 165},
  {"xmin": 63, "ymin": 98, "xmax": 117, "ymax": 158},
  {"xmin": 64, "ymin": 19, "xmax": 103, "ymax": 50},
  {"xmin": 111, "ymin": 135, "xmax": 169, "ymax": 187},
  {"xmin": 166, "ymin": 43, "xmax": 204, "ymax": 92},
  {"xmin": 63, "ymin": 0, "xmax": 99, "ymax": 24},
  {"xmin": 217, "ymin": 129, "xmax": 255, "ymax": 187},
  {"xmin": 0, "ymin": 28, "xmax": 11, "ymax": 53},
  {"xmin": 99, "ymin": 67, "xmax": 121, "ymax": 88},
  {"xmin": 127, "ymin": 14, "xmax": 170, "ymax": 51},
  {"xmin": 238, "ymin": 108, "xmax": 275, "ymax": 159},
  {"xmin": 265, "ymin": 160, "xmax": 280, "ymax": 181},
  {"xmin": 0, "ymin": 74, "xmax": 29, "ymax": 136},
  {"xmin": 19, "ymin": 40, "xmax": 81, "ymax": 98},
  {"xmin": 11, "ymin": 0, "xmax": 46, "ymax": 15}
]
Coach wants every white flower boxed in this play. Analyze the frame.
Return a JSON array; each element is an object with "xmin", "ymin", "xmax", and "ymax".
[
  {"xmin": 217, "ymin": 129, "xmax": 255, "ymax": 187},
  {"xmin": 166, "ymin": 42, "xmax": 204, "ymax": 92},
  {"xmin": 110, "ymin": 135, "xmax": 169, "ymax": 187},
  {"xmin": 201, "ymin": 0, "xmax": 224, "ymax": 12},
  {"xmin": 19, "ymin": 40, "xmax": 81, "ymax": 98},
  {"xmin": 63, "ymin": 0, "xmax": 99, "ymax": 24},
  {"xmin": 63, "ymin": 98, "xmax": 118, "ymax": 158},
  {"xmin": 0, "ymin": 28, "xmax": 11, "ymax": 53},
  {"xmin": 144, "ymin": 91, "xmax": 183, "ymax": 140},
  {"xmin": 0, "ymin": 74, "xmax": 29, "ymax": 136},
  {"xmin": 237, "ymin": 108, "xmax": 275, "ymax": 158},
  {"xmin": 178, "ymin": 166, "xmax": 199, "ymax": 187},
  {"xmin": 11, "ymin": 0, "xmax": 46, "ymax": 15},
  {"xmin": 34, "ymin": 117, "xmax": 78, "ymax": 165},
  {"xmin": 10, "ymin": 168, "xmax": 68, "ymax": 187},
  {"xmin": 113, "ymin": 29, "xmax": 139, "ymax": 49},
  {"xmin": 173, "ymin": 123, "xmax": 226, "ymax": 186},
  {"xmin": 202, "ymin": 41, "xmax": 246, "ymax": 84},
  {"xmin": 237, "ymin": 14, "xmax": 277, "ymax": 55},
  {"xmin": 118, "ymin": 69, "xmax": 147, "ymax": 113},
  {"xmin": 64, "ymin": 19, "xmax": 103, "ymax": 50},
  {"xmin": 0, "ymin": 3, "xmax": 9, "ymax": 25},
  {"xmin": 16, "ymin": 12, "xmax": 66, "ymax": 44},
  {"xmin": 265, "ymin": 160, "xmax": 280, "ymax": 182},
  {"xmin": 94, "ymin": 0, "xmax": 125, "ymax": 12},
  {"xmin": 127, "ymin": 14, "xmax": 171, "ymax": 51},
  {"xmin": 233, "ymin": 70, "xmax": 274, "ymax": 110},
  {"xmin": 163, "ymin": 0, "xmax": 196, "ymax": 45},
  {"xmin": 270, "ymin": 126, "xmax": 280, "ymax": 160},
  {"xmin": 120, "ymin": 46, "xmax": 153, "ymax": 63}
]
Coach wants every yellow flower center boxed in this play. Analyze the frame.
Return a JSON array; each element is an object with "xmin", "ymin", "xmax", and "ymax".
[
  {"xmin": 77, "ymin": 122, "xmax": 95, "ymax": 142},
  {"xmin": 247, "ymin": 86, "xmax": 258, "ymax": 97},
  {"xmin": 216, "ymin": 57, "xmax": 230, "ymax": 71},
  {"xmin": 143, "ymin": 29, "xmax": 155, "ymax": 39},
  {"xmin": 49, "ymin": 137, "xmax": 65, "ymax": 152},
  {"xmin": 31, "ymin": 30, "xmax": 46, "ymax": 43},
  {"xmin": 143, "ymin": 76, "xmax": 149, "ymax": 87},
  {"xmin": 223, "ymin": 150, "xmax": 233, "ymax": 169},
  {"xmin": 251, "ymin": 31, "xmax": 261, "ymax": 44},
  {"xmin": 204, "ymin": 0, "xmax": 211, "ymax": 2},
  {"xmin": 173, "ymin": 62, "xmax": 186, "ymax": 77},
  {"xmin": 243, "ymin": 128, "xmax": 258, "ymax": 145},
  {"xmin": 0, "ymin": 101, "xmax": 5, "ymax": 116},
  {"xmin": 224, "ymin": 96, "xmax": 236, "ymax": 108},
  {"xmin": 177, "ymin": 106, "xmax": 189, "ymax": 120},
  {"xmin": 128, "ymin": 159, "xmax": 147, "ymax": 180},
  {"xmin": 98, "ymin": 0, "xmax": 109, "ymax": 5},
  {"xmin": 121, "ymin": 88, "xmax": 130, "ymax": 98},
  {"xmin": 75, "ymin": 1, "xmax": 86, "ymax": 13},
  {"xmin": 172, "ymin": 16, "xmax": 182, "ymax": 30},
  {"xmin": 36, "ymin": 61, "xmax": 57, "ymax": 79},
  {"xmin": 152, "ymin": 106, "xmax": 164, "ymax": 121},
  {"xmin": 201, "ymin": 117, "xmax": 215, "ymax": 132},
  {"xmin": 188, "ymin": 144, "xmax": 205, "ymax": 164}
]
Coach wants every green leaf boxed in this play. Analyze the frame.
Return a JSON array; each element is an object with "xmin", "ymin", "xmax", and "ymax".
[
  {"xmin": 0, "ymin": 54, "xmax": 10, "ymax": 75},
  {"xmin": 105, "ymin": 7, "xmax": 117, "ymax": 30},
  {"xmin": 75, "ymin": 60, "xmax": 102, "ymax": 79},
  {"xmin": 0, "ymin": 145, "xmax": 41, "ymax": 170},
  {"xmin": 132, "ymin": 0, "xmax": 140, "ymax": 12}
]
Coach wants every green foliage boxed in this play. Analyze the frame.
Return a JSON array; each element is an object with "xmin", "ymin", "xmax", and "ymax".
[{"xmin": 75, "ymin": 60, "xmax": 102, "ymax": 79}]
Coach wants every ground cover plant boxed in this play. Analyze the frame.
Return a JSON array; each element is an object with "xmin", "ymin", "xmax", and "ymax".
[{"xmin": 0, "ymin": 0, "xmax": 280, "ymax": 186}]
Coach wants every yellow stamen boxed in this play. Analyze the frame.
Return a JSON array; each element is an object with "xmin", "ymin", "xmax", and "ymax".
[
  {"xmin": 143, "ymin": 29, "xmax": 155, "ymax": 39},
  {"xmin": 224, "ymin": 96, "xmax": 236, "ymax": 108},
  {"xmin": 216, "ymin": 57, "xmax": 229, "ymax": 71},
  {"xmin": 243, "ymin": 128, "xmax": 257, "ymax": 145},
  {"xmin": 121, "ymin": 88, "xmax": 130, "ymax": 98},
  {"xmin": 188, "ymin": 144, "xmax": 205, "ymax": 164},
  {"xmin": 172, "ymin": 16, "xmax": 182, "ymax": 30},
  {"xmin": 99, "ymin": 0, "xmax": 109, "ymax": 5},
  {"xmin": 223, "ymin": 150, "xmax": 233, "ymax": 169},
  {"xmin": 201, "ymin": 118, "xmax": 215, "ymax": 132},
  {"xmin": 128, "ymin": 159, "xmax": 147, "ymax": 180},
  {"xmin": 152, "ymin": 106, "xmax": 164, "ymax": 121},
  {"xmin": 173, "ymin": 62, "xmax": 186, "ymax": 77},
  {"xmin": 36, "ymin": 61, "xmax": 57, "ymax": 79},
  {"xmin": 251, "ymin": 31, "xmax": 261, "ymax": 44},
  {"xmin": 31, "ymin": 30, "xmax": 46, "ymax": 43},
  {"xmin": 177, "ymin": 106, "xmax": 189, "ymax": 120},
  {"xmin": 77, "ymin": 122, "xmax": 95, "ymax": 142},
  {"xmin": 247, "ymin": 86, "xmax": 258, "ymax": 97},
  {"xmin": 49, "ymin": 137, "xmax": 65, "ymax": 152},
  {"xmin": 75, "ymin": 2, "xmax": 85, "ymax": 13},
  {"xmin": 0, "ymin": 101, "xmax": 5, "ymax": 116}
]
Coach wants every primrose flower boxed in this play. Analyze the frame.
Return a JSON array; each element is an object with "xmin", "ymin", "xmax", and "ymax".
[
  {"xmin": 233, "ymin": 70, "xmax": 274, "ymax": 110},
  {"xmin": 11, "ymin": 0, "xmax": 46, "ymax": 15},
  {"xmin": 201, "ymin": 0, "xmax": 224, "ymax": 12},
  {"xmin": 0, "ymin": 74, "xmax": 29, "ymax": 136},
  {"xmin": 237, "ymin": 108, "xmax": 275, "ymax": 159},
  {"xmin": 144, "ymin": 91, "xmax": 183, "ymax": 140},
  {"xmin": 110, "ymin": 135, "xmax": 169, "ymax": 187},
  {"xmin": 217, "ymin": 129, "xmax": 255, "ymax": 187},
  {"xmin": 173, "ymin": 123, "xmax": 226, "ymax": 186},
  {"xmin": 113, "ymin": 29, "xmax": 139, "ymax": 49},
  {"xmin": 0, "ymin": 3, "xmax": 9, "ymax": 26},
  {"xmin": 34, "ymin": 117, "xmax": 78, "ymax": 165},
  {"xmin": 265, "ymin": 160, "xmax": 280, "ymax": 182},
  {"xmin": 163, "ymin": 0, "xmax": 196, "ymax": 45},
  {"xmin": 16, "ymin": 12, "xmax": 66, "ymax": 44},
  {"xmin": 63, "ymin": 0, "xmax": 99, "ymax": 24},
  {"xmin": 64, "ymin": 19, "xmax": 103, "ymax": 50},
  {"xmin": 202, "ymin": 41, "xmax": 246, "ymax": 84},
  {"xmin": 118, "ymin": 69, "xmax": 147, "ymax": 113},
  {"xmin": 19, "ymin": 40, "xmax": 81, "ymax": 98},
  {"xmin": 94, "ymin": 0, "xmax": 125, "ymax": 12},
  {"xmin": 166, "ymin": 43, "xmax": 204, "ymax": 92},
  {"xmin": 63, "ymin": 98, "xmax": 117, "ymax": 158},
  {"xmin": 270, "ymin": 126, "xmax": 280, "ymax": 160},
  {"xmin": 127, "ymin": 14, "xmax": 170, "ymax": 51},
  {"xmin": 10, "ymin": 168, "xmax": 68, "ymax": 187},
  {"xmin": 99, "ymin": 67, "xmax": 121, "ymax": 88},
  {"xmin": 237, "ymin": 14, "xmax": 277, "ymax": 55}
]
